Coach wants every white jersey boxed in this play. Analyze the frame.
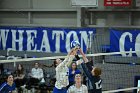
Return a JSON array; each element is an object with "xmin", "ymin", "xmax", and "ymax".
[
  {"xmin": 55, "ymin": 55, "xmax": 74, "ymax": 89},
  {"xmin": 31, "ymin": 68, "xmax": 44, "ymax": 79},
  {"xmin": 67, "ymin": 84, "xmax": 88, "ymax": 93}
]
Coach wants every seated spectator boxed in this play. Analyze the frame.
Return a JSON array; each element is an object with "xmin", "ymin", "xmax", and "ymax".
[
  {"xmin": 26, "ymin": 62, "xmax": 44, "ymax": 90},
  {"xmin": 14, "ymin": 64, "xmax": 25, "ymax": 93},
  {"xmin": 67, "ymin": 74, "xmax": 88, "ymax": 93},
  {"xmin": 0, "ymin": 64, "xmax": 4, "ymax": 75},
  {"xmin": 0, "ymin": 64, "xmax": 4, "ymax": 84},
  {"xmin": 68, "ymin": 62, "xmax": 81, "ymax": 88},
  {"xmin": 0, "ymin": 74, "xmax": 17, "ymax": 93}
]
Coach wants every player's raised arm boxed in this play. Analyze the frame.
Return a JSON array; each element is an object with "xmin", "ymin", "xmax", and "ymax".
[
  {"xmin": 56, "ymin": 48, "xmax": 77, "ymax": 68},
  {"xmin": 65, "ymin": 40, "xmax": 80, "ymax": 67},
  {"xmin": 79, "ymin": 48, "xmax": 88, "ymax": 63}
]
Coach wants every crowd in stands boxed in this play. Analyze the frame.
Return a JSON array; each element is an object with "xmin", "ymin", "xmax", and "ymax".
[{"xmin": 0, "ymin": 48, "xmax": 102, "ymax": 93}]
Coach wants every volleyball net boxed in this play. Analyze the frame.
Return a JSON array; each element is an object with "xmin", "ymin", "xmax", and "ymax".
[{"xmin": 0, "ymin": 50, "xmax": 140, "ymax": 92}]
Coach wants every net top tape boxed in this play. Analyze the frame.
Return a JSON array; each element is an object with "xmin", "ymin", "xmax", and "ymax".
[{"xmin": 0, "ymin": 50, "xmax": 139, "ymax": 64}]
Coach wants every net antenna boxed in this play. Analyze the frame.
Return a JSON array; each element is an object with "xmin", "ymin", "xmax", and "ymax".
[{"xmin": 71, "ymin": 0, "xmax": 98, "ymax": 7}]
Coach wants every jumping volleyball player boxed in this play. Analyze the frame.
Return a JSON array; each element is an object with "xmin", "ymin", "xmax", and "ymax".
[
  {"xmin": 75, "ymin": 48, "xmax": 102, "ymax": 93},
  {"xmin": 53, "ymin": 40, "xmax": 80, "ymax": 93}
]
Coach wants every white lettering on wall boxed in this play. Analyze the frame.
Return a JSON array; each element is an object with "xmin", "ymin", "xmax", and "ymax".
[
  {"xmin": 0, "ymin": 28, "xmax": 95, "ymax": 53},
  {"xmin": 11, "ymin": 30, "xmax": 24, "ymax": 51},
  {"xmin": 80, "ymin": 31, "xmax": 93, "ymax": 49},
  {"xmin": 40, "ymin": 30, "xmax": 50, "ymax": 52},
  {"xmin": 135, "ymin": 33, "xmax": 140, "ymax": 57},
  {"xmin": 26, "ymin": 30, "xmax": 37, "ymax": 51},
  {"xmin": 119, "ymin": 32, "xmax": 132, "ymax": 57},
  {"xmin": 0, "ymin": 29, "xmax": 9, "ymax": 49},
  {"xmin": 52, "ymin": 31, "xmax": 64, "ymax": 53}
]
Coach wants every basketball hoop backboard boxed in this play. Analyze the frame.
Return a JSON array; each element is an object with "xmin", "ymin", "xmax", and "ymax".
[{"xmin": 71, "ymin": 0, "xmax": 98, "ymax": 7}]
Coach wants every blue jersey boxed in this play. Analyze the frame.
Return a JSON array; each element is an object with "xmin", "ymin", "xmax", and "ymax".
[
  {"xmin": 68, "ymin": 68, "xmax": 81, "ymax": 83},
  {"xmin": 0, "ymin": 82, "xmax": 16, "ymax": 93}
]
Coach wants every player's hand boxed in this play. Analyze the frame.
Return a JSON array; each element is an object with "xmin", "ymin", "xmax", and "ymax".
[
  {"xmin": 76, "ymin": 60, "xmax": 83, "ymax": 65},
  {"xmin": 70, "ymin": 48, "xmax": 78, "ymax": 55},
  {"xmin": 78, "ymin": 48, "xmax": 89, "ymax": 63}
]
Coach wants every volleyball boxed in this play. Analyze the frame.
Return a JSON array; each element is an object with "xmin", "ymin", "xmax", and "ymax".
[{"xmin": 70, "ymin": 40, "xmax": 80, "ymax": 49}]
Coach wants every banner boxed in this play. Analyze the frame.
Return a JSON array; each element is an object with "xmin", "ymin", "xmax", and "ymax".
[
  {"xmin": 104, "ymin": 0, "xmax": 131, "ymax": 6},
  {"xmin": 110, "ymin": 29, "xmax": 140, "ymax": 57},
  {"xmin": 0, "ymin": 27, "xmax": 96, "ymax": 53}
]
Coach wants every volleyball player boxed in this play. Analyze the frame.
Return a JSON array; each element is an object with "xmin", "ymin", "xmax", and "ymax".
[
  {"xmin": 0, "ymin": 74, "xmax": 17, "ymax": 93},
  {"xmin": 67, "ymin": 73, "xmax": 88, "ymax": 93},
  {"xmin": 75, "ymin": 48, "xmax": 102, "ymax": 93},
  {"xmin": 53, "ymin": 48, "xmax": 79, "ymax": 93}
]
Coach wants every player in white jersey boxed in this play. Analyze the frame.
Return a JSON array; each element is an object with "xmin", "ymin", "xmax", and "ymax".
[
  {"xmin": 53, "ymin": 48, "xmax": 79, "ymax": 93},
  {"xmin": 67, "ymin": 74, "xmax": 88, "ymax": 93}
]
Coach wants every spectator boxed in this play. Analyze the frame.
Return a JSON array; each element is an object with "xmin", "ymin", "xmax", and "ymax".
[
  {"xmin": 26, "ymin": 62, "xmax": 44, "ymax": 91},
  {"xmin": 0, "ymin": 64, "xmax": 4, "ymax": 75},
  {"xmin": 68, "ymin": 62, "xmax": 81, "ymax": 88},
  {"xmin": 76, "ymin": 48, "xmax": 102, "ymax": 93},
  {"xmin": 53, "ymin": 48, "xmax": 78, "ymax": 93},
  {"xmin": 14, "ymin": 64, "xmax": 25, "ymax": 93},
  {"xmin": 0, "ymin": 64, "xmax": 4, "ymax": 85},
  {"xmin": 67, "ymin": 74, "xmax": 88, "ymax": 93},
  {"xmin": 0, "ymin": 74, "xmax": 17, "ymax": 93}
]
